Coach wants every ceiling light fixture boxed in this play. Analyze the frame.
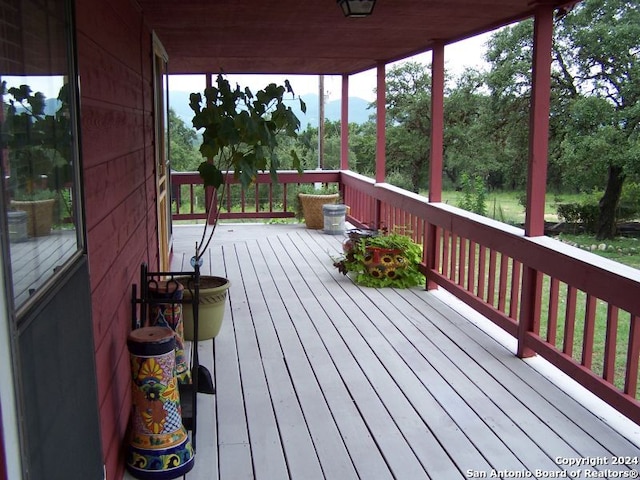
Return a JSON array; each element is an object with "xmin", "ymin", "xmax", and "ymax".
[{"xmin": 337, "ymin": 0, "xmax": 377, "ymax": 18}]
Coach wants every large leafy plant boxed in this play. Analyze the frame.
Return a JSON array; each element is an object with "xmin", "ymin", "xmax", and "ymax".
[{"xmin": 188, "ymin": 74, "xmax": 306, "ymax": 260}]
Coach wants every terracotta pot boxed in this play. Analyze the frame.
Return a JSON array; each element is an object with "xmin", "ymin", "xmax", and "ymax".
[{"xmin": 177, "ymin": 276, "xmax": 231, "ymax": 341}]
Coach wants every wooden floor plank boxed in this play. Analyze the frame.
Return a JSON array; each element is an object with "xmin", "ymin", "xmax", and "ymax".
[
  {"xmin": 230, "ymin": 241, "xmax": 326, "ymax": 480},
  {"xmin": 275, "ymin": 232, "xmax": 450, "ymax": 478},
  {"xmin": 405, "ymin": 288, "xmax": 640, "ymax": 458},
  {"xmin": 187, "ymin": 340, "xmax": 219, "ymax": 480},
  {"xmin": 212, "ymin": 245, "xmax": 254, "ymax": 480},
  {"xmin": 245, "ymin": 239, "xmax": 360, "ymax": 480},
  {"xmin": 223, "ymin": 243, "xmax": 290, "ymax": 480}
]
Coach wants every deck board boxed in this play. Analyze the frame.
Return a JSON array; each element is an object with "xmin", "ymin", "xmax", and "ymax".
[{"xmin": 136, "ymin": 224, "xmax": 640, "ymax": 480}]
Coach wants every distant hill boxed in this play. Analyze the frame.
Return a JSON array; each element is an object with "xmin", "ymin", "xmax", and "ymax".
[{"xmin": 169, "ymin": 91, "xmax": 373, "ymax": 130}]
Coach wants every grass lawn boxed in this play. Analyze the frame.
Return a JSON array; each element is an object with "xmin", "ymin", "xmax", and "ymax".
[{"xmin": 440, "ymin": 189, "xmax": 640, "ymax": 270}]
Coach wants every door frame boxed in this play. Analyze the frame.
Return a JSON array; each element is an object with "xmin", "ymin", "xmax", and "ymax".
[{"xmin": 152, "ymin": 32, "xmax": 172, "ymax": 270}]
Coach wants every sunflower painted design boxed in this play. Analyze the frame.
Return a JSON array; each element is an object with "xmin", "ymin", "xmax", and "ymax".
[
  {"xmin": 138, "ymin": 358, "xmax": 164, "ymax": 381},
  {"xmin": 142, "ymin": 397, "xmax": 168, "ymax": 434}
]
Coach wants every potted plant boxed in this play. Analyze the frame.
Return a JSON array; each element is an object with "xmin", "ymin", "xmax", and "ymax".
[
  {"xmin": 333, "ymin": 228, "xmax": 425, "ymax": 288},
  {"xmin": 2, "ymin": 83, "xmax": 70, "ymax": 237},
  {"xmin": 178, "ymin": 74, "xmax": 306, "ymax": 340},
  {"xmin": 295, "ymin": 183, "xmax": 340, "ymax": 229}
]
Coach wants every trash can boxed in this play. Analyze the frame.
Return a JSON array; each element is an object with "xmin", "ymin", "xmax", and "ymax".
[{"xmin": 322, "ymin": 204, "xmax": 346, "ymax": 235}]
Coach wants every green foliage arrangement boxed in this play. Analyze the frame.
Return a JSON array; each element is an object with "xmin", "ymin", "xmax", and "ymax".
[{"xmin": 333, "ymin": 230, "xmax": 425, "ymax": 288}]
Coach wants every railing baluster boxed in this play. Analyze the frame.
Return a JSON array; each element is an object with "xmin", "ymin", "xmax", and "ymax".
[
  {"xmin": 625, "ymin": 315, "xmax": 640, "ymax": 397},
  {"xmin": 547, "ymin": 277, "xmax": 560, "ymax": 346},
  {"xmin": 498, "ymin": 254, "xmax": 509, "ymax": 313},
  {"xmin": 582, "ymin": 294, "xmax": 597, "ymax": 369},
  {"xmin": 458, "ymin": 237, "xmax": 467, "ymax": 287},
  {"xmin": 603, "ymin": 305, "xmax": 619, "ymax": 383},
  {"xmin": 441, "ymin": 230, "xmax": 450, "ymax": 278},
  {"xmin": 449, "ymin": 233, "xmax": 458, "ymax": 282},
  {"xmin": 477, "ymin": 245, "xmax": 486, "ymax": 300},
  {"xmin": 564, "ymin": 285, "xmax": 577, "ymax": 358},
  {"xmin": 468, "ymin": 241, "xmax": 477, "ymax": 295},
  {"xmin": 487, "ymin": 249, "xmax": 497, "ymax": 306},
  {"xmin": 509, "ymin": 260, "xmax": 521, "ymax": 321}
]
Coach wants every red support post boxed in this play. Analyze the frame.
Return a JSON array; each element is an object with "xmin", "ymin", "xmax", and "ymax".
[
  {"xmin": 341, "ymin": 75, "xmax": 349, "ymax": 170},
  {"xmin": 375, "ymin": 62, "xmax": 386, "ymax": 184},
  {"xmin": 518, "ymin": 2, "xmax": 554, "ymax": 358},
  {"xmin": 426, "ymin": 41, "xmax": 445, "ymax": 289},
  {"xmin": 524, "ymin": 3, "xmax": 554, "ymax": 237},
  {"xmin": 429, "ymin": 41, "xmax": 445, "ymax": 203}
]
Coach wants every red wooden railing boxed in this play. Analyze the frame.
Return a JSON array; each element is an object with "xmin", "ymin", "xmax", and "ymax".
[
  {"xmin": 171, "ymin": 170, "xmax": 340, "ymax": 222},
  {"xmin": 341, "ymin": 169, "xmax": 640, "ymax": 424},
  {"xmin": 171, "ymin": 168, "xmax": 640, "ymax": 423}
]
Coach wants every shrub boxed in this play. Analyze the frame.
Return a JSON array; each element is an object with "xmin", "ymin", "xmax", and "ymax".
[
  {"xmin": 458, "ymin": 173, "xmax": 487, "ymax": 216},
  {"xmin": 556, "ymin": 202, "xmax": 599, "ymax": 233}
]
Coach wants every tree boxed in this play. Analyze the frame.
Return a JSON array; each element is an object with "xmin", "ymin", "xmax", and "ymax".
[
  {"xmin": 444, "ymin": 68, "xmax": 499, "ymax": 189},
  {"xmin": 483, "ymin": 20, "xmax": 535, "ymax": 191},
  {"xmin": 168, "ymin": 108, "xmax": 201, "ymax": 171},
  {"xmin": 382, "ymin": 62, "xmax": 432, "ymax": 193},
  {"xmin": 557, "ymin": 0, "xmax": 640, "ymax": 239},
  {"xmin": 482, "ymin": 1, "xmax": 640, "ymax": 238}
]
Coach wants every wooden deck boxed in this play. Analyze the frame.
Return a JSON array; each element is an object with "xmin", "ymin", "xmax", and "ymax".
[
  {"xmin": 9, "ymin": 228, "xmax": 78, "ymax": 308},
  {"xmin": 134, "ymin": 223, "xmax": 640, "ymax": 480}
]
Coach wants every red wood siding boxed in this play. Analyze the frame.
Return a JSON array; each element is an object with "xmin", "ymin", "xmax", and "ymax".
[{"xmin": 76, "ymin": 0, "xmax": 159, "ymax": 478}]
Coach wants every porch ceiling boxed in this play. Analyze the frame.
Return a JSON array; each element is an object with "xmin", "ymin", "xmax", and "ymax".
[{"xmin": 139, "ymin": 0, "xmax": 577, "ymax": 76}]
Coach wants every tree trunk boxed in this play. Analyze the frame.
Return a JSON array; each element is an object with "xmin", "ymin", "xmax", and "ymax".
[{"xmin": 596, "ymin": 165, "xmax": 625, "ymax": 240}]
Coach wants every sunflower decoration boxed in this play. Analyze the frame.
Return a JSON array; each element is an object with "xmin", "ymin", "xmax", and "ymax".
[{"xmin": 332, "ymin": 228, "xmax": 425, "ymax": 288}]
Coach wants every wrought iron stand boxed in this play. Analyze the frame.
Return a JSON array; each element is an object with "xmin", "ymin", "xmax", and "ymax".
[{"xmin": 131, "ymin": 261, "xmax": 208, "ymax": 449}]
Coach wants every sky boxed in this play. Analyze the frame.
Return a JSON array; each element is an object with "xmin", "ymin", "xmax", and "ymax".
[
  {"xmin": 168, "ymin": 31, "xmax": 495, "ymax": 102},
  {"xmin": 2, "ymin": 31, "xmax": 494, "ymax": 103}
]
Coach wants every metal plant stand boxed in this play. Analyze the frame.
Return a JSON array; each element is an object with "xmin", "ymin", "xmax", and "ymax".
[{"xmin": 131, "ymin": 261, "xmax": 208, "ymax": 450}]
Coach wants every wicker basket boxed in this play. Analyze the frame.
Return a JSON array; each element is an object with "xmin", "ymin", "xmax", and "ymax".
[
  {"xmin": 298, "ymin": 193, "xmax": 340, "ymax": 229},
  {"xmin": 10, "ymin": 199, "xmax": 56, "ymax": 237}
]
